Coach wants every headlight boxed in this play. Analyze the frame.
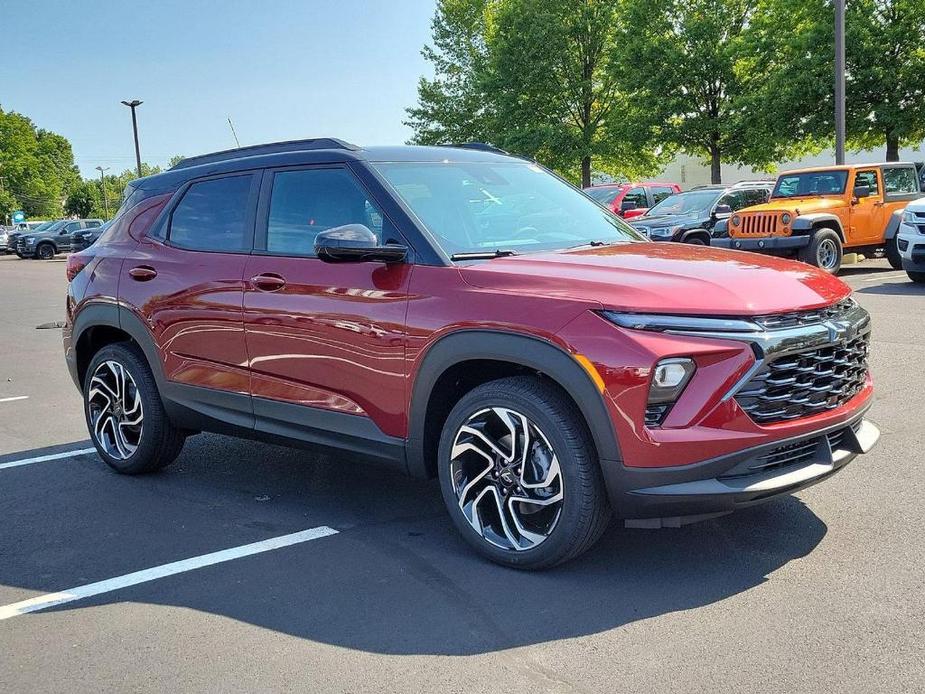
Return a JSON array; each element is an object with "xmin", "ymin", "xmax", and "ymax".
[
  {"xmin": 24, "ymin": 236, "xmax": 35, "ymax": 244},
  {"xmin": 903, "ymin": 210, "xmax": 918, "ymax": 224},
  {"xmin": 649, "ymin": 226, "xmax": 676, "ymax": 238},
  {"xmin": 781, "ymin": 213, "xmax": 792, "ymax": 225},
  {"xmin": 731, "ymin": 215, "xmax": 740, "ymax": 226},
  {"xmin": 649, "ymin": 358, "xmax": 697, "ymax": 404}
]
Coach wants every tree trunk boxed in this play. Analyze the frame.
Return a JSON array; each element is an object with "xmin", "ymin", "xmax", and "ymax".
[
  {"xmin": 709, "ymin": 142, "xmax": 722, "ymax": 184},
  {"xmin": 581, "ymin": 156, "xmax": 592, "ymax": 188},
  {"xmin": 885, "ymin": 131, "xmax": 900, "ymax": 161}
]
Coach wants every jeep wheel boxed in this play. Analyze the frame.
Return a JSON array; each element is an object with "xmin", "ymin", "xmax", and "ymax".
[
  {"xmin": 84, "ymin": 343, "xmax": 185, "ymax": 474},
  {"xmin": 36, "ymin": 243, "xmax": 55, "ymax": 260},
  {"xmin": 886, "ymin": 236, "xmax": 903, "ymax": 270},
  {"xmin": 799, "ymin": 229, "xmax": 842, "ymax": 273},
  {"xmin": 908, "ymin": 271, "xmax": 925, "ymax": 284},
  {"xmin": 437, "ymin": 376, "xmax": 610, "ymax": 569}
]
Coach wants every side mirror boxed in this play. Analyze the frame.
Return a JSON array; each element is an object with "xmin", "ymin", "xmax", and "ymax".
[
  {"xmin": 853, "ymin": 185, "xmax": 871, "ymax": 199},
  {"xmin": 714, "ymin": 204, "xmax": 733, "ymax": 219},
  {"xmin": 619, "ymin": 200, "xmax": 638, "ymax": 213},
  {"xmin": 314, "ymin": 224, "xmax": 407, "ymax": 264}
]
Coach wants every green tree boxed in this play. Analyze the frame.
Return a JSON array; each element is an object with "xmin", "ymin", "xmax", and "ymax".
[
  {"xmin": 846, "ymin": 0, "xmax": 925, "ymax": 160},
  {"xmin": 614, "ymin": 0, "xmax": 770, "ymax": 184},
  {"xmin": 65, "ymin": 180, "xmax": 99, "ymax": 218},
  {"xmin": 407, "ymin": 0, "xmax": 664, "ymax": 186},
  {"xmin": 168, "ymin": 154, "xmax": 186, "ymax": 168}
]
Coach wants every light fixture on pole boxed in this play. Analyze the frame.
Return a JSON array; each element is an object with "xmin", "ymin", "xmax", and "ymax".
[{"xmin": 121, "ymin": 100, "xmax": 144, "ymax": 178}]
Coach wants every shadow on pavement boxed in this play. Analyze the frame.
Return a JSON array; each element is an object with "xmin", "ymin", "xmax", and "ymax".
[
  {"xmin": 2, "ymin": 434, "xmax": 829, "ymax": 655},
  {"xmin": 856, "ymin": 280, "xmax": 922, "ymax": 296}
]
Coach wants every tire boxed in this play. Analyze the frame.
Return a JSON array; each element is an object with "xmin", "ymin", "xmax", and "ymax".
[
  {"xmin": 684, "ymin": 236, "xmax": 707, "ymax": 246},
  {"xmin": 908, "ymin": 271, "xmax": 925, "ymax": 283},
  {"xmin": 36, "ymin": 243, "xmax": 55, "ymax": 260},
  {"xmin": 437, "ymin": 376, "xmax": 611, "ymax": 570},
  {"xmin": 83, "ymin": 342, "xmax": 185, "ymax": 474},
  {"xmin": 885, "ymin": 236, "xmax": 903, "ymax": 269},
  {"xmin": 799, "ymin": 229, "xmax": 842, "ymax": 273}
]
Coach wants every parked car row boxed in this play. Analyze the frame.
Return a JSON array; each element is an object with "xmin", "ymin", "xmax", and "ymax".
[
  {"xmin": 588, "ymin": 161, "xmax": 925, "ymax": 280},
  {"xmin": 4, "ymin": 218, "xmax": 106, "ymax": 259}
]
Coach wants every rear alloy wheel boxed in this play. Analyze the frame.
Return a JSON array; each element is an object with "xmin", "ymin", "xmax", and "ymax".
[
  {"xmin": 84, "ymin": 343, "xmax": 185, "ymax": 474},
  {"xmin": 36, "ymin": 243, "xmax": 55, "ymax": 260},
  {"xmin": 438, "ymin": 376, "xmax": 610, "ymax": 569},
  {"xmin": 799, "ymin": 229, "xmax": 842, "ymax": 274}
]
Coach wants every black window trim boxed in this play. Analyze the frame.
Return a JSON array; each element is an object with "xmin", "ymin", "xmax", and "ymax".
[
  {"xmin": 251, "ymin": 162, "xmax": 414, "ymax": 261},
  {"xmin": 159, "ymin": 170, "xmax": 262, "ymax": 255}
]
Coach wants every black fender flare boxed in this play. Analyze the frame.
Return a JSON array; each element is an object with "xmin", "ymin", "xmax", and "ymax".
[
  {"xmin": 792, "ymin": 213, "xmax": 845, "ymax": 241},
  {"xmin": 405, "ymin": 329, "xmax": 622, "ymax": 478},
  {"xmin": 36, "ymin": 239, "xmax": 58, "ymax": 254},
  {"xmin": 884, "ymin": 209, "xmax": 903, "ymax": 240},
  {"xmin": 680, "ymin": 228, "xmax": 711, "ymax": 244}
]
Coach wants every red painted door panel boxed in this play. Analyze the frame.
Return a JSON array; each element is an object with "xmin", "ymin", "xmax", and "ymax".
[
  {"xmin": 120, "ymin": 239, "xmax": 251, "ymax": 394},
  {"xmin": 243, "ymin": 257, "xmax": 411, "ymax": 436}
]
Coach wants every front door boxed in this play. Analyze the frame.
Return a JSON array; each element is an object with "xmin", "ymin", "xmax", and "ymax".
[
  {"xmin": 848, "ymin": 169, "xmax": 885, "ymax": 246},
  {"xmin": 243, "ymin": 165, "xmax": 412, "ymax": 444}
]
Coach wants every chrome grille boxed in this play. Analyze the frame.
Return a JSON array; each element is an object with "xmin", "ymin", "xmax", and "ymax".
[
  {"xmin": 753, "ymin": 299, "xmax": 856, "ymax": 330},
  {"xmin": 739, "ymin": 213, "xmax": 778, "ymax": 236},
  {"xmin": 736, "ymin": 330, "xmax": 870, "ymax": 424}
]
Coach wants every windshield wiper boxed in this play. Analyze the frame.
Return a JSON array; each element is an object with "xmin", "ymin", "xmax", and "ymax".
[{"xmin": 450, "ymin": 249, "xmax": 519, "ymax": 260}]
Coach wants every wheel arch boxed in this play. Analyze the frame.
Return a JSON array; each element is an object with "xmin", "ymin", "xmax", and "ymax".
[
  {"xmin": 406, "ymin": 330, "xmax": 622, "ymax": 479},
  {"xmin": 680, "ymin": 228, "xmax": 710, "ymax": 244},
  {"xmin": 884, "ymin": 209, "xmax": 903, "ymax": 240},
  {"xmin": 792, "ymin": 213, "xmax": 845, "ymax": 241}
]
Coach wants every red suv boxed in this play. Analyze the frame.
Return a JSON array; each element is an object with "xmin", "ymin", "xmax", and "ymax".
[
  {"xmin": 584, "ymin": 181, "xmax": 681, "ymax": 218},
  {"xmin": 64, "ymin": 140, "xmax": 879, "ymax": 569}
]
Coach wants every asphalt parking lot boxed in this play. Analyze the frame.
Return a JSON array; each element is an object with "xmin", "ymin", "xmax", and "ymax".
[{"xmin": 0, "ymin": 252, "xmax": 923, "ymax": 693}]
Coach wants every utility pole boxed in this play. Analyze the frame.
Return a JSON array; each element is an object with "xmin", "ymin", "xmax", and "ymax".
[
  {"xmin": 834, "ymin": 0, "xmax": 846, "ymax": 165},
  {"xmin": 227, "ymin": 117, "xmax": 241, "ymax": 148},
  {"xmin": 121, "ymin": 100, "xmax": 144, "ymax": 178},
  {"xmin": 96, "ymin": 166, "xmax": 110, "ymax": 218}
]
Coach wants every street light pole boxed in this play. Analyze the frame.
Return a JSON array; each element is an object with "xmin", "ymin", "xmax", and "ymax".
[
  {"xmin": 96, "ymin": 166, "xmax": 110, "ymax": 218},
  {"xmin": 834, "ymin": 0, "xmax": 846, "ymax": 165},
  {"xmin": 121, "ymin": 100, "xmax": 144, "ymax": 178}
]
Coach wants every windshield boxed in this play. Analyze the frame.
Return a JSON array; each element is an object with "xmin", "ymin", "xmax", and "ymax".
[
  {"xmin": 584, "ymin": 187, "xmax": 623, "ymax": 205},
  {"xmin": 646, "ymin": 189, "xmax": 719, "ymax": 216},
  {"xmin": 28, "ymin": 222, "xmax": 55, "ymax": 233},
  {"xmin": 42, "ymin": 221, "xmax": 67, "ymax": 232},
  {"xmin": 373, "ymin": 161, "xmax": 642, "ymax": 256},
  {"xmin": 773, "ymin": 171, "xmax": 848, "ymax": 198}
]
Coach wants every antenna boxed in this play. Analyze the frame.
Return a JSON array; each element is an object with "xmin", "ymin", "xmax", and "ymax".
[{"xmin": 227, "ymin": 117, "xmax": 241, "ymax": 148}]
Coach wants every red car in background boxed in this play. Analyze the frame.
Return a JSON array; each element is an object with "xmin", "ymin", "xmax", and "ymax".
[{"xmin": 585, "ymin": 181, "xmax": 681, "ymax": 219}]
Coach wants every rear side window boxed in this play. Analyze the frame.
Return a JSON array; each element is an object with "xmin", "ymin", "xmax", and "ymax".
[
  {"xmin": 882, "ymin": 166, "xmax": 918, "ymax": 195},
  {"xmin": 650, "ymin": 186, "xmax": 675, "ymax": 204},
  {"xmin": 265, "ymin": 168, "xmax": 385, "ymax": 256},
  {"xmin": 855, "ymin": 170, "xmax": 879, "ymax": 196},
  {"xmin": 744, "ymin": 188, "xmax": 771, "ymax": 206},
  {"xmin": 169, "ymin": 174, "xmax": 255, "ymax": 252},
  {"xmin": 623, "ymin": 187, "xmax": 648, "ymax": 208}
]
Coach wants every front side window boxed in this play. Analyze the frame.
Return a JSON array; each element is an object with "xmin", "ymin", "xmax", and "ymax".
[
  {"xmin": 854, "ymin": 170, "xmax": 879, "ymax": 196},
  {"xmin": 623, "ymin": 187, "xmax": 648, "ymax": 209},
  {"xmin": 773, "ymin": 171, "xmax": 848, "ymax": 198},
  {"xmin": 650, "ymin": 186, "xmax": 675, "ymax": 204},
  {"xmin": 265, "ymin": 168, "xmax": 385, "ymax": 256},
  {"xmin": 716, "ymin": 191, "xmax": 749, "ymax": 211},
  {"xmin": 743, "ymin": 188, "xmax": 771, "ymax": 206},
  {"xmin": 169, "ymin": 174, "xmax": 255, "ymax": 252},
  {"xmin": 882, "ymin": 166, "xmax": 918, "ymax": 195},
  {"xmin": 374, "ymin": 161, "xmax": 641, "ymax": 256}
]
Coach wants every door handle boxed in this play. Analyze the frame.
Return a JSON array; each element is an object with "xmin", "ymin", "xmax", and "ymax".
[
  {"xmin": 250, "ymin": 273, "xmax": 286, "ymax": 291},
  {"xmin": 129, "ymin": 266, "xmax": 157, "ymax": 281}
]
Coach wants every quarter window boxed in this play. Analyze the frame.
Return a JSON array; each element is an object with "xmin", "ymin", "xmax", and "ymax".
[
  {"xmin": 169, "ymin": 174, "xmax": 255, "ymax": 252},
  {"xmin": 882, "ymin": 166, "xmax": 918, "ymax": 195},
  {"xmin": 265, "ymin": 168, "xmax": 385, "ymax": 256}
]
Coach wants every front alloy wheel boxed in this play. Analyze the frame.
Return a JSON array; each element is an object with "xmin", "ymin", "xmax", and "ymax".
[
  {"xmin": 450, "ymin": 407, "xmax": 563, "ymax": 551},
  {"xmin": 87, "ymin": 360, "xmax": 144, "ymax": 460}
]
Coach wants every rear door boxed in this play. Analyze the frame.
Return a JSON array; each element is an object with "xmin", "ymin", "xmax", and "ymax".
[
  {"xmin": 119, "ymin": 172, "xmax": 259, "ymax": 426},
  {"xmin": 242, "ymin": 164, "xmax": 412, "ymax": 445}
]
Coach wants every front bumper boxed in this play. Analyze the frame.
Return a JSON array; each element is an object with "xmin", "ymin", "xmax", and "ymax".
[
  {"xmin": 712, "ymin": 235, "xmax": 809, "ymax": 251},
  {"xmin": 611, "ymin": 410, "xmax": 879, "ymax": 525},
  {"xmin": 898, "ymin": 223, "xmax": 925, "ymax": 271}
]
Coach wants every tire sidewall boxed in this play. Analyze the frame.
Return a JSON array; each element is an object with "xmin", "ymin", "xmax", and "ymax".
[
  {"xmin": 804, "ymin": 230, "xmax": 842, "ymax": 274},
  {"xmin": 37, "ymin": 244, "xmax": 54, "ymax": 260},
  {"xmin": 437, "ymin": 380, "xmax": 600, "ymax": 568}
]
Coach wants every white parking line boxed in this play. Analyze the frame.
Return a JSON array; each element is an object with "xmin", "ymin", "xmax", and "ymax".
[
  {"xmin": 0, "ymin": 396, "xmax": 29, "ymax": 403},
  {"xmin": 854, "ymin": 272, "xmax": 907, "ymax": 283},
  {"xmin": 0, "ymin": 447, "xmax": 97, "ymax": 471},
  {"xmin": 0, "ymin": 525, "xmax": 339, "ymax": 620}
]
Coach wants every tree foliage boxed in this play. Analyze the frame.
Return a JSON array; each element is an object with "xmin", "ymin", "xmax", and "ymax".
[{"xmin": 65, "ymin": 180, "xmax": 99, "ymax": 218}]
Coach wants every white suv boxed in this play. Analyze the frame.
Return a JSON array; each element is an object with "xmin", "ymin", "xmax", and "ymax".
[{"xmin": 898, "ymin": 198, "xmax": 925, "ymax": 283}]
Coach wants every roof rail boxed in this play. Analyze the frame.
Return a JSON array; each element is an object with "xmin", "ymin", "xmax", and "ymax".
[
  {"xmin": 438, "ymin": 142, "xmax": 509, "ymax": 155},
  {"xmin": 170, "ymin": 138, "xmax": 360, "ymax": 170},
  {"xmin": 730, "ymin": 180, "xmax": 775, "ymax": 188}
]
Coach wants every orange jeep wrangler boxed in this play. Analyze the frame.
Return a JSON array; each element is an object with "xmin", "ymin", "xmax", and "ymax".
[{"xmin": 712, "ymin": 163, "xmax": 925, "ymax": 273}]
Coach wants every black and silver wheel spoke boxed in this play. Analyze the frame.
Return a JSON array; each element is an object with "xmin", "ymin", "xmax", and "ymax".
[
  {"xmin": 450, "ymin": 407, "xmax": 563, "ymax": 551},
  {"xmin": 87, "ymin": 360, "xmax": 144, "ymax": 460}
]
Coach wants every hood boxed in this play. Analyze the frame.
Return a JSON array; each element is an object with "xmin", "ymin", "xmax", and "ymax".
[
  {"xmin": 460, "ymin": 242, "xmax": 850, "ymax": 316},
  {"xmin": 629, "ymin": 212, "xmax": 701, "ymax": 228},
  {"xmin": 743, "ymin": 197, "xmax": 846, "ymax": 215}
]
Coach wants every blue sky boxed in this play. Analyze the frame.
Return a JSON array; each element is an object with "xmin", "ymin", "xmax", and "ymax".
[{"xmin": 2, "ymin": 0, "xmax": 436, "ymax": 177}]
